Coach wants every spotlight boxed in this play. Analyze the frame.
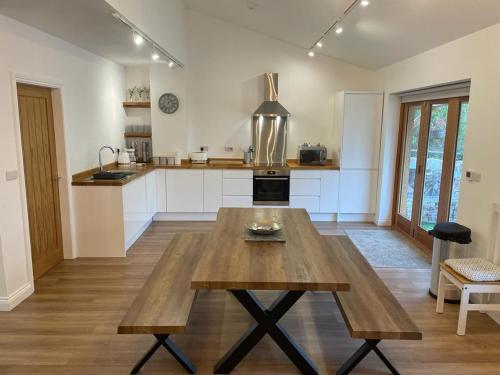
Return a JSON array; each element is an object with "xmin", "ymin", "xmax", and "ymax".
[
  {"xmin": 133, "ymin": 33, "xmax": 144, "ymax": 45},
  {"xmin": 360, "ymin": 0, "xmax": 370, "ymax": 7},
  {"xmin": 308, "ymin": 50, "xmax": 315, "ymax": 58},
  {"xmin": 152, "ymin": 51, "xmax": 160, "ymax": 60}
]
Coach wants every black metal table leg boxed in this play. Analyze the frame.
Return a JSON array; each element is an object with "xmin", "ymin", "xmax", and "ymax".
[
  {"xmin": 130, "ymin": 334, "xmax": 196, "ymax": 374},
  {"xmin": 214, "ymin": 290, "xmax": 318, "ymax": 375},
  {"xmin": 154, "ymin": 334, "xmax": 197, "ymax": 374},
  {"xmin": 336, "ymin": 339, "xmax": 400, "ymax": 375}
]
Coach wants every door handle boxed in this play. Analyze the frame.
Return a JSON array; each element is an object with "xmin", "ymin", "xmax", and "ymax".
[
  {"xmin": 417, "ymin": 165, "xmax": 422, "ymax": 175},
  {"xmin": 53, "ymin": 176, "xmax": 62, "ymax": 182}
]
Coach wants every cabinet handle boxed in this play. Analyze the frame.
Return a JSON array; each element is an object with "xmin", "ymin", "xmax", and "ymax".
[{"xmin": 254, "ymin": 178, "xmax": 289, "ymax": 181}]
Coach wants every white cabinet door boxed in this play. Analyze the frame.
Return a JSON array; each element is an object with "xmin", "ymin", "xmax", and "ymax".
[
  {"xmin": 341, "ymin": 93, "xmax": 383, "ymax": 169},
  {"xmin": 122, "ymin": 177, "xmax": 148, "ymax": 246},
  {"xmin": 290, "ymin": 170, "xmax": 321, "ymax": 179},
  {"xmin": 320, "ymin": 171, "xmax": 339, "ymax": 213},
  {"xmin": 166, "ymin": 170, "xmax": 204, "ymax": 212},
  {"xmin": 155, "ymin": 169, "xmax": 166, "ymax": 212},
  {"xmin": 290, "ymin": 179, "xmax": 321, "ymax": 196},
  {"xmin": 204, "ymin": 169, "xmax": 222, "ymax": 213},
  {"xmin": 223, "ymin": 195, "xmax": 253, "ymax": 208},
  {"xmin": 339, "ymin": 170, "xmax": 378, "ymax": 214},
  {"xmin": 223, "ymin": 169, "xmax": 253, "ymax": 179},
  {"xmin": 145, "ymin": 171, "xmax": 157, "ymax": 217},
  {"xmin": 290, "ymin": 196, "xmax": 320, "ymax": 213},
  {"xmin": 223, "ymin": 178, "xmax": 253, "ymax": 196}
]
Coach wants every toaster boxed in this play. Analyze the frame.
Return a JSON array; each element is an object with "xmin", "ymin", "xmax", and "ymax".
[{"xmin": 190, "ymin": 152, "xmax": 208, "ymax": 164}]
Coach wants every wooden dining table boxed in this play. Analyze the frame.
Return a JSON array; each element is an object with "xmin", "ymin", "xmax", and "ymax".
[{"xmin": 191, "ymin": 207, "xmax": 351, "ymax": 374}]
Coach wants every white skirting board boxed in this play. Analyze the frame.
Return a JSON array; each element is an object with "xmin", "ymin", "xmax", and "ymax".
[
  {"xmin": 125, "ymin": 219, "xmax": 153, "ymax": 251},
  {"xmin": 337, "ymin": 213, "xmax": 375, "ymax": 222},
  {"xmin": 0, "ymin": 282, "xmax": 34, "ymax": 311}
]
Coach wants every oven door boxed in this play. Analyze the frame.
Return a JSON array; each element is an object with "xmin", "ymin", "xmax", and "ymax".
[{"xmin": 253, "ymin": 176, "xmax": 290, "ymax": 205}]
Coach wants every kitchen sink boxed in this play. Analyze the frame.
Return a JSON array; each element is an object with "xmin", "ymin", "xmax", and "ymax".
[{"xmin": 92, "ymin": 170, "xmax": 136, "ymax": 180}]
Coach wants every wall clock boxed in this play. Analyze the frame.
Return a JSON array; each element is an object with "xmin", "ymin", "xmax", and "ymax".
[{"xmin": 158, "ymin": 93, "xmax": 179, "ymax": 114}]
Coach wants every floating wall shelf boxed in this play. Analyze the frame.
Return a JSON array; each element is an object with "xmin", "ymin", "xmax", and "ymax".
[{"xmin": 123, "ymin": 102, "xmax": 151, "ymax": 108}]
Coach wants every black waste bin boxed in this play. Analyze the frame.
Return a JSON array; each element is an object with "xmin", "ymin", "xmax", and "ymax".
[{"xmin": 428, "ymin": 222, "xmax": 472, "ymax": 302}]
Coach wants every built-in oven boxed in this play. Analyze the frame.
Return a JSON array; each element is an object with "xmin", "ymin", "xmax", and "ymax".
[{"xmin": 253, "ymin": 169, "xmax": 290, "ymax": 206}]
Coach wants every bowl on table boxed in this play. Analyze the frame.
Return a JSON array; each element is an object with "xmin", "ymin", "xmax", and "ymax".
[{"xmin": 245, "ymin": 221, "xmax": 282, "ymax": 236}]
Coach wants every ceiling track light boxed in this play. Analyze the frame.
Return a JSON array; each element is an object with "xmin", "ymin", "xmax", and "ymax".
[
  {"xmin": 308, "ymin": 0, "xmax": 372, "ymax": 52},
  {"xmin": 112, "ymin": 11, "xmax": 184, "ymax": 68},
  {"xmin": 168, "ymin": 61, "xmax": 175, "ymax": 68},
  {"xmin": 133, "ymin": 32, "xmax": 144, "ymax": 45},
  {"xmin": 308, "ymin": 50, "xmax": 315, "ymax": 58}
]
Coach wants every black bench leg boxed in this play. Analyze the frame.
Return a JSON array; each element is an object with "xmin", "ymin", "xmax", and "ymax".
[
  {"xmin": 131, "ymin": 339, "xmax": 162, "ymax": 374},
  {"xmin": 154, "ymin": 334, "xmax": 197, "ymax": 374},
  {"xmin": 130, "ymin": 334, "xmax": 196, "ymax": 374},
  {"xmin": 336, "ymin": 339, "xmax": 400, "ymax": 375}
]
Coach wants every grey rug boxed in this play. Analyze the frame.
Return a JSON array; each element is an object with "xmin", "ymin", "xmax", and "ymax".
[{"xmin": 345, "ymin": 230, "xmax": 431, "ymax": 269}]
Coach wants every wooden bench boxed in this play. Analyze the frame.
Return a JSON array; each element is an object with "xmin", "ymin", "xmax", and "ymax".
[
  {"xmin": 118, "ymin": 233, "xmax": 208, "ymax": 374},
  {"xmin": 323, "ymin": 235, "xmax": 422, "ymax": 375}
]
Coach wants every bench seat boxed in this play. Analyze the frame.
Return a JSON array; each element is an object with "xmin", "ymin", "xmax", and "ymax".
[
  {"xmin": 118, "ymin": 233, "xmax": 208, "ymax": 374},
  {"xmin": 323, "ymin": 235, "xmax": 422, "ymax": 374}
]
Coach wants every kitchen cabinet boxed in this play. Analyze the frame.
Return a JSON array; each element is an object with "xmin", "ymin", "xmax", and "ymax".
[
  {"xmin": 223, "ymin": 195, "xmax": 253, "ymax": 208},
  {"xmin": 145, "ymin": 170, "xmax": 157, "ymax": 216},
  {"xmin": 155, "ymin": 169, "xmax": 166, "ymax": 212},
  {"xmin": 336, "ymin": 91, "xmax": 383, "ymax": 218},
  {"xmin": 339, "ymin": 170, "xmax": 378, "ymax": 214},
  {"xmin": 204, "ymin": 169, "xmax": 222, "ymax": 213},
  {"xmin": 320, "ymin": 170, "xmax": 339, "ymax": 213},
  {"xmin": 166, "ymin": 170, "xmax": 204, "ymax": 213},
  {"xmin": 223, "ymin": 169, "xmax": 253, "ymax": 208},
  {"xmin": 290, "ymin": 179, "xmax": 321, "ymax": 196},
  {"xmin": 290, "ymin": 196, "xmax": 320, "ymax": 213},
  {"xmin": 123, "ymin": 177, "xmax": 149, "ymax": 248},
  {"xmin": 337, "ymin": 92, "xmax": 383, "ymax": 169},
  {"xmin": 223, "ymin": 178, "xmax": 253, "ymax": 196},
  {"xmin": 289, "ymin": 170, "xmax": 338, "ymax": 214},
  {"xmin": 74, "ymin": 170, "xmax": 156, "ymax": 257}
]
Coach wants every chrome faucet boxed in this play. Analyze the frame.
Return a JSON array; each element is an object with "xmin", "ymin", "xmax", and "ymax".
[{"xmin": 99, "ymin": 146, "xmax": 115, "ymax": 172}]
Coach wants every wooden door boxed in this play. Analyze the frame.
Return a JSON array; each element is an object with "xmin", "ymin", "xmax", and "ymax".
[
  {"xmin": 17, "ymin": 83, "xmax": 63, "ymax": 279},
  {"xmin": 394, "ymin": 97, "xmax": 469, "ymax": 250}
]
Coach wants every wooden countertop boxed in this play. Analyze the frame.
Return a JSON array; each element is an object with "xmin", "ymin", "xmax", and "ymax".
[
  {"xmin": 191, "ymin": 208, "xmax": 350, "ymax": 291},
  {"xmin": 72, "ymin": 159, "xmax": 340, "ymax": 187}
]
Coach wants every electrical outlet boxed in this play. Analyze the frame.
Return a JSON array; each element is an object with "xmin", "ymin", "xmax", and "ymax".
[
  {"xmin": 5, "ymin": 170, "xmax": 18, "ymax": 181},
  {"xmin": 225, "ymin": 145, "xmax": 234, "ymax": 152},
  {"xmin": 200, "ymin": 146, "xmax": 208, "ymax": 152}
]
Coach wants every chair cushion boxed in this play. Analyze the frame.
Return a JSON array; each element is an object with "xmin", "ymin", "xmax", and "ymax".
[{"xmin": 444, "ymin": 258, "xmax": 500, "ymax": 282}]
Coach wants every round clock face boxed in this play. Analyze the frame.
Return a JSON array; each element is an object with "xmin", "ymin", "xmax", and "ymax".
[{"xmin": 158, "ymin": 93, "xmax": 179, "ymax": 114}]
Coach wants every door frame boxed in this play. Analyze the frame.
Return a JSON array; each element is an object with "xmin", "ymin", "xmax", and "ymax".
[
  {"xmin": 392, "ymin": 96, "xmax": 469, "ymax": 250},
  {"xmin": 10, "ymin": 72, "xmax": 73, "ymax": 285}
]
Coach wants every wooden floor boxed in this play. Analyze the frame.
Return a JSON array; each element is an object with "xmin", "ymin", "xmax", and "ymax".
[{"xmin": 1, "ymin": 222, "xmax": 499, "ymax": 374}]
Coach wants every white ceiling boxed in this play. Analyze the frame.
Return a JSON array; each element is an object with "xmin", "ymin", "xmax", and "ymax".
[
  {"xmin": 0, "ymin": 0, "xmax": 167, "ymax": 65},
  {"xmin": 1, "ymin": 0, "xmax": 500, "ymax": 69},
  {"xmin": 185, "ymin": 0, "xmax": 500, "ymax": 69}
]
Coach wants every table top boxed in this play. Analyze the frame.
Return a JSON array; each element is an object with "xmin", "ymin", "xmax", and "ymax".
[{"xmin": 191, "ymin": 208, "xmax": 350, "ymax": 291}]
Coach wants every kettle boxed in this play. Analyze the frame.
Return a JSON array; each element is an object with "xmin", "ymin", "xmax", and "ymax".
[{"xmin": 117, "ymin": 148, "xmax": 131, "ymax": 165}]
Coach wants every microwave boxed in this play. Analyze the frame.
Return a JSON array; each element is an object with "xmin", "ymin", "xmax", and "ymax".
[{"xmin": 298, "ymin": 144, "xmax": 327, "ymax": 165}]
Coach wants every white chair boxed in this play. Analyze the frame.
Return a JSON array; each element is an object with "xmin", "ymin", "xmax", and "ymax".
[{"xmin": 436, "ymin": 203, "xmax": 500, "ymax": 335}]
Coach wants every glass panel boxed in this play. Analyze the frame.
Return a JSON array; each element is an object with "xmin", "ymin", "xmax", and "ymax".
[
  {"xmin": 398, "ymin": 105, "xmax": 421, "ymax": 220},
  {"xmin": 420, "ymin": 103, "xmax": 449, "ymax": 230},
  {"xmin": 449, "ymin": 102, "xmax": 469, "ymax": 222}
]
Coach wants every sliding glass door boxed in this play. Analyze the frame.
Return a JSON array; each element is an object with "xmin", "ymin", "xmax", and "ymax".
[{"xmin": 394, "ymin": 97, "xmax": 469, "ymax": 249}]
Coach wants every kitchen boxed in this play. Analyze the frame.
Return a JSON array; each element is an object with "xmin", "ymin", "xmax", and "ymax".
[{"xmin": 2, "ymin": 1, "xmax": 500, "ymax": 374}]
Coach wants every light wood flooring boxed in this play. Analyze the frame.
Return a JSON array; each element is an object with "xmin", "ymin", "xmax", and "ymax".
[{"xmin": 0, "ymin": 222, "xmax": 499, "ymax": 374}]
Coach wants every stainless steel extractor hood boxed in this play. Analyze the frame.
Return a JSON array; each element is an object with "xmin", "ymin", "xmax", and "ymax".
[
  {"xmin": 252, "ymin": 73, "xmax": 290, "ymax": 167},
  {"xmin": 253, "ymin": 73, "xmax": 291, "ymax": 117}
]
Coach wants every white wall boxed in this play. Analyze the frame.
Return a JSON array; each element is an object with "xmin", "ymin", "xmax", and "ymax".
[
  {"xmin": 377, "ymin": 22, "xmax": 500, "ymax": 257},
  {"xmin": 149, "ymin": 10, "xmax": 381, "ymax": 159},
  {"xmin": 150, "ymin": 64, "xmax": 189, "ymax": 157},
  {"xmin": 105, "ymin": 0, "xmax": 187, "ymax": 65},
  {"xmin": 0, "ymin": 14, "xmax": 125, "ymax": 309}
]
